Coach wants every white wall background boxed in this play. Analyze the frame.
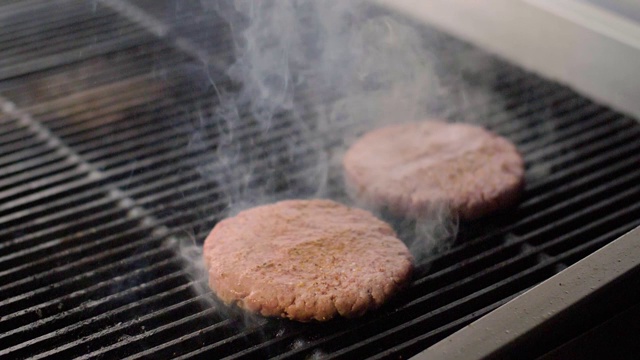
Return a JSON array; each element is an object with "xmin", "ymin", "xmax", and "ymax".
[{"xmin": 374, "ymin": 0, "xmax": 640, "ymax": 119}]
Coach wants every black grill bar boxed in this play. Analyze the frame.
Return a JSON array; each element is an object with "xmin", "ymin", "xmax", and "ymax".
[
  {"xmin": 1, "ymin": 64, "xmax": 636, "ymax": 358},
  {"xmin": 427, "ymin": 145, "xmax": 640, "ymax": 273},
  {"xmin": 25, "ymin": 296, "xmax": 213, "ymax": 359},
  {"xmin": 515, "ymin": 105, "xmax": 615, "ymax": 153},
  {"xmin": 0, "ymin": 203, "xmax": 129, "ymax": 261},
  {"xmin": 523, "ymin": 114, "xmax": 632, "ymax": 162},
  {"xmin": 98, "ymin": 0, "xmax": 231, "ymax": 63},
  {"xmin": 143, "ymin": 117, "xmax": 639, "ymax": 230},
  {"xmin": 1, "ymin": 16, "xmax": 132, "ymax": 59},
  {"xmin": 239, "ymin": 216, "xmax": 638, "ymax": 359},
  {"xmin": 0, "ymin": 142, "xmax": 52, "ymax": 169},
  {"xmin": 178, "ymin": 254, "xmax": 551, "ymax": 360},
  {"xmin": 0, "ymin": 32, "xmax": 158, "ymax": 81},
  {"xmin": 433, "ymin": 183, "xmax": 640, "ymax": 289},
  {"xmin": 0, "ymin": 168, "xmax": 87, "ymax": 207},
  {"xmin": 0, "ymin": 161, "xmax": 78, "ymax": 194},
  {"xmin": 0, "ymin": 0, "xmax": 76, "ymax": 23},
  {"xmin": 0, "ymin": 254, "xmax": 178, "ymax": 319},
  {"xmin": 0, "ymin": 265, "xmax": 190, "ymax": 357},
  {"xmin": 0, "ymin": 186, "xmax": 105, "ymax": 234},
  {"xmin": 0, "ymin": 45, "xmax": 185, "ymax": 106},
  {"xmin": 115, "ymin": 190, "xmax": 640, "ymax": 358},
  {"xmin": 521, "ymin": 152, "xmax": 640, "ymax": 224},
  {"xmin": 0, "ymin": 226, "xmax": 153, "ymax": 288},
  {"xmin": 71, "ymin": 304, "xmax": 220, "ymax": 360},
  {"xmin": 27, "ymin": 75, "xmax": 166, "ymax": 117},
  {"xmin": 0, "ymin": 252, "xmax": 176, "ymax": 327},
  {"xmin": 0, "ymin": 6, "xmax": 113, "ymax": 43},
  {"xmin": 172, "ymin": 324, "xmax": 272, "ymax": 360},
  {"xmin": 0, "ymin": 117, "xmax": 24, "ymax": 134},
  {"xmin": 122, "ymin": 319, "xmax": 241, "ymax": 360},
  {"xmin": 0, "ymin": 149, "xmax": 66, "ymax": 180},
  {"xmin": 0, "ymin": 210, "xmax": 148, "ymax": 268},
  {"xmin": 365, "ymin": 293, "xmax": 521, "ymax": 360},
  {"xmin": 0, "ymin": 130, "xmax": 40, "ymax": 152},
  {"xmin": 322, "ymin": 295, "xmax": 525, "ymax": 360},
  {"xmin": 0, "ymin": 275, "xmax": 191, "ymax": 353},
  {"xmin": 515, "ymin": 163, "xmax": 640, "ymax": 235}
]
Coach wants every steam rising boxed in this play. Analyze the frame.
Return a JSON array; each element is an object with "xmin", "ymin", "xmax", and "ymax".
[
  {"xmin": 175, "ymin": 0, "xmax": 511, "ymax": 313},
  {"xmin": 203, "ymin": 1, "xmax": 442, "ymax": 203}
]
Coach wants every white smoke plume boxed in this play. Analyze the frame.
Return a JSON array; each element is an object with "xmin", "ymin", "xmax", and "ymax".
[
  {"xmin": 172, "ymin": 0, "xmax": 519, "ymax": 308},
  {"xmin": 198, "ymin": 0, "xmax": 467, "ymax": 259}
]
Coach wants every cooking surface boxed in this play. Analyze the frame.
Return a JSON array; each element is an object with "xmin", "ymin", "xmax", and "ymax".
[{"xmin": 0, "ymin": 1, "xmax": 639, "ymax": 359}]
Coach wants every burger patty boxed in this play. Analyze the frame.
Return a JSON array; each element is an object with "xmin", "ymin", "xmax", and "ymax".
[
  {"xmin": 202, "ymin": 199, "xmax": 414, "ymax": 322},
  {"xmin": 342, "ymin": 120, "xmax": 525, "ymax": 220}
]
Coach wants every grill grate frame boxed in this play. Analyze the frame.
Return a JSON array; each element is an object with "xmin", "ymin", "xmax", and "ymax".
[{"xmin": 0, "ymin": 0, "xmax": 639, "ymax": 359}]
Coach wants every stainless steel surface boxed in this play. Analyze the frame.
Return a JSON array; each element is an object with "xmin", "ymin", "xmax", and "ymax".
[{"xmin": 375, "ymin": 0, "xmax": 640, "ymax": 120}]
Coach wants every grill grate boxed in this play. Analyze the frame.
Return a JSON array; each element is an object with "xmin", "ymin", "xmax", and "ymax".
[{"xmin": 0, "ymin": 0, "xmax": 639, "ymax": 359}]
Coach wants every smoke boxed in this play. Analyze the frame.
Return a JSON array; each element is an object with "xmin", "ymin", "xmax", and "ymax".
[
  {"xmin": 166, "ymin": 232, "xmax": 268, "ymax": 327},
  {"xmin": 200, "ymin": 0, "xmax": 462, "ymax": 259},
  {"xmin": 195, "ymin": 1, "xmax": 462, "ymax": 255},
  {"xmin": 172, "ymin": 0, "xmax": 518, "ymax": 311}
]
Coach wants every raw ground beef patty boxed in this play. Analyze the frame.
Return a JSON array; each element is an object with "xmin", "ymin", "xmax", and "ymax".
[
  {"xmin": 342, "ymin": 120, "xmax": 525, "ymax": 220},
  {"xmin": 203, "ymin": 199, "xmax": 413, "ymax": 322}
]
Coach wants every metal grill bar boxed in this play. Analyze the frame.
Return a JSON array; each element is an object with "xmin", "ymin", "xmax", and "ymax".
[
  {"xmin": 0, "ymin": 226, "xmax": 153, "ymax": 287},
  {"xmin": 366, "ymin": 294, "xmax": 520, "ymax": 360},
  {"xmin": 31, "ymin": 79, "xmax": 584, "ymax": 225},
  {"xmin": 0, "ymin": 161, "xmax": 78, "ymax": 193},
  {"xmin": 0, "ymin": 275, "xmax": 191, "ymax": 350},
  {"xmin": 0, "ymin": 33, "xmax": 158, "ymax": 80},
  {"xmin": 0, "ymin": 116, "xmax": 24, "ymax": 134},
  {"xmin": 446, "ymin": 131, "xmax": 640, "ymax": 240},
  {"xmin": 98, "ymin": 0, "xmax": 218, "ymax": 62},
  {"xmin": 121, "ymin": 318, "xmax": 239, "ymax": 360},
  {"xmin": 0, "ymin": 252, "xmax": 178, "ymax": 327},
  {"xmin": 70, "ymin": 303, "xmax": 220, "ymax": 360},
  {"xmin": 425, "ymin": 192, "xmax": 637, "ymax": 300},
  {"xmin": 115, "ymin": 198, "xmax": 640, "ymax": 358},
  {"xmin": 0, "ymin": 143, "xmax": 52, "ymax": 169},
  {"xmin": 0, "ymin": 187, "xmax": 104, "ymax": 234},
  {"xmin": 0, "ymin": 46, "xmax": 185, "ymax": 105},
  {"xmin": 0, "ymin": 130, "xmax": 39, "ymax": 151},
  {"xmin": 0, "ymin": 213, "xmax": 145, "ymax": 267},
  {"xmin": 0, "ymin": 15, "xmax": 129, "ymax": 57},
  {"xmin": 254, "ymin": 218, "xmax": 638, "ymax": 359},
  {"xmin": 0, "ymin": 205, "xmax": 130, "ymax": 260},
  {"xmin": 0, "ymin": 265, "xmax": 186, "ymax": 359},
  {"xmin": 428, "ymin": 149, "xmax": 640, "ymax": 275},
  {"xmin": 0, "ymin": 6, "xmax": 112, "ymax": 42},
  {"xmin": 138, "ymin": 118, "xmax": 639, "ymax": 228},
  {"xmin": 27, "ymin": 75, "xmax": 165, "ymax": 117},
  {"xmin": 0, "ymin": 151, "xmax": 66, "ymax": 181},
  {"xmin": 1, "ymin": 64, "xmax": 636, "ymax": 358},
  {"xmin": 0, "ymin": 0, "xmax": 77, "ymax": 23}
]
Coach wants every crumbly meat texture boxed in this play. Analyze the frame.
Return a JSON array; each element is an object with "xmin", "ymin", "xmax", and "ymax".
[
  {"xmin": 342, "ymin": 121, "xmax": 525, "ymax": 220},
  {"xmin": 203, "ymin": 199, "xmax": 414, "ymax": 322}
]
